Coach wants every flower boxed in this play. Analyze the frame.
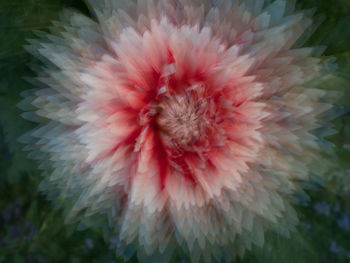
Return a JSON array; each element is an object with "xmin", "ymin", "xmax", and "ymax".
[{"xmin": 21, "ymin": 0, "xmax": 338, "ymax": 261}]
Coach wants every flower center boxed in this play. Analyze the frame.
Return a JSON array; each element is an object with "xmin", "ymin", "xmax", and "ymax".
[{"xmin": 156, "ymin": 86, "xmax": 213, "ymax": 151}]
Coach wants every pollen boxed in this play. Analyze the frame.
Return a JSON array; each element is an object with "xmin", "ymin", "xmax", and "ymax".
[{"xmin": 156, "ymin": 86, "xmax": 213, "ymax": 151}]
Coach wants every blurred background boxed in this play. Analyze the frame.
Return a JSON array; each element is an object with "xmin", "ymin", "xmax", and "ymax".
[{"xmin": 0, "ymin": 0, "xmax": 350, "ymax": 262}]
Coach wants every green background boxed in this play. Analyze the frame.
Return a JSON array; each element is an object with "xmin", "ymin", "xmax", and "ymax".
[{"xmin": 0, "ymin": 0, "xmax": 350, "ymax": 262}]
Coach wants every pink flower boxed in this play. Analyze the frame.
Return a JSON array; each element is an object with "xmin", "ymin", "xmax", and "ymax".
[{"xmin": 22, "ymin": 0, "xmax": 337, "ymax": 261}]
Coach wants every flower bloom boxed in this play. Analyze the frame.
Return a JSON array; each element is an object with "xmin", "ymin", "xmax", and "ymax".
[{"xmin": 21, "ymin": 0, "xmax": 337, "ymax": 261}]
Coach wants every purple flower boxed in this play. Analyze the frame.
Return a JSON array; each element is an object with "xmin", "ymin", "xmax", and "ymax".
[
  {"xmin": 300, "ymin": 221, "xmax": 311, "ymax": 231},
  {"xmin": 2, "ymin": 200, "xmax": 21, "ymax": 222},
  {"xmin": 85, "ymin": 238, "xmax": 94, "ymax": 249},
  {"xmin": 332, "ymin": 203, "xmax": 340, "ymax": 213},
  {"xmin": 329, "ymin": 240, "xmax": 340, "ymax": 254},
  {"xmin": 337, "ymin": 214, "xmax": 350, "ymax": 231},
  {"xmin": 313, "ymin": 202, "xmax": 331, "ymax": 216},
  {"xmin": 1, "ymin": 200, "xmax": 37, "ymax": 244},
  {"xmin": 27, "ymin": 254, "xmax": 45, "ymax": 263},
  {"xmin": 346, "ymin": 250, "xmax": 350, "ymax": 259},
  {"xmin": 109, "ymin": 236, "xmax": 121, "ymax": 249}
]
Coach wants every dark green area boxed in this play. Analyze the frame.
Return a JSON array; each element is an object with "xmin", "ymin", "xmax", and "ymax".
[{"xmin": 0, "ymin": 0, "xmax": 349, "ymax": 262}]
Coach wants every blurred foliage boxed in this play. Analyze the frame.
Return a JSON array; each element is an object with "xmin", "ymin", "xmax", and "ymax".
[{"xmin": 0, "ymin": 0, "xmax": 349, "ymax": 262}]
